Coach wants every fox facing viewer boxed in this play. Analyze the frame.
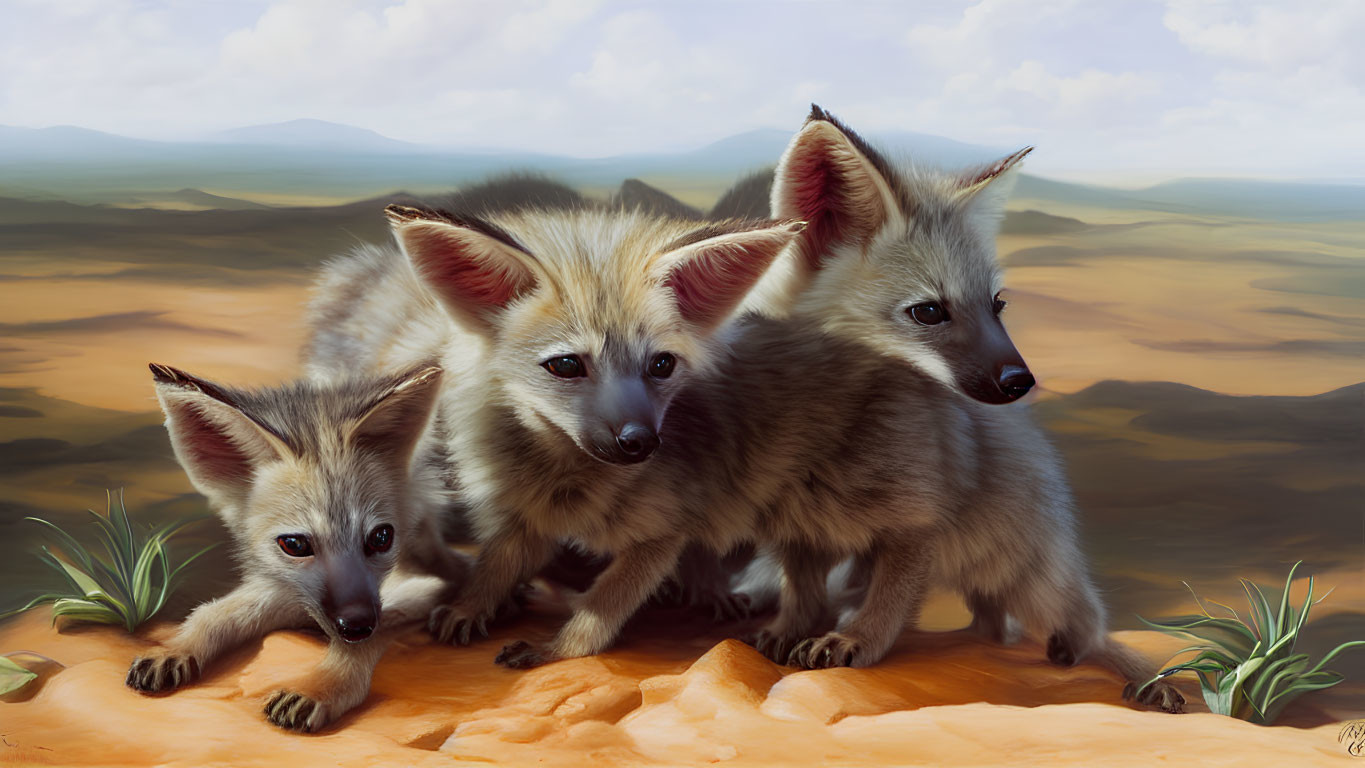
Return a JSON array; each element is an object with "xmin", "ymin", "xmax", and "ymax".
[
  {"xmin": 304, "ymin": 206, "xmax": 803, "ymax": 649},
  {"xmin": 125, "ymin": 362, "xmax": 466, "ymax": 732}
]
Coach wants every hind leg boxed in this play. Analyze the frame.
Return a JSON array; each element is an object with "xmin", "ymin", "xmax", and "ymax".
[
  {"xmin": 1000, "ymin": 566, "xmax": 1183, "ymax": 713},
  {"xmin": 1092, "ymin": 637, "xmax": 1186, "ymax": 713},
  {"xmin": 966, "ymin": 590, "xmax": 1016, "ymax": 645}
]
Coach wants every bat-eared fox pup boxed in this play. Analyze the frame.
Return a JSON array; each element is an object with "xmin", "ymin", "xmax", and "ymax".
[
  {"xmin": 304, "ymin": 205, "xmax": 804, "ymax": 654},
  {"xmin": 709, "ymin": 105, "xmax": 1181, "ymax": 712},
  {"xmin": 125, "ymin": 362, "xmax": 467, "ymax": 732}
]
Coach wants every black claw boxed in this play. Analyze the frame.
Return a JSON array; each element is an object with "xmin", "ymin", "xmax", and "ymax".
[{"xmin": 294, "ymin": 699, "xmax": 316, "ymax": 729}]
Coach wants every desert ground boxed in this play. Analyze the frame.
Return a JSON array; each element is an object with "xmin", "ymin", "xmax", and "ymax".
[{"xmin": 0, "ymin": 170, "xmax": 1361, "ymax": 765}]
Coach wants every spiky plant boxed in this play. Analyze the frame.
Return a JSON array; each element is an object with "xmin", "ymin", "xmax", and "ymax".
[
  {"xmin": 1, "ymin": 490, "xmax": 214, "ymax": 632},
  {"xmin": 1138, "ymin": 562, "xmax": 1363, "ymax": 724}
]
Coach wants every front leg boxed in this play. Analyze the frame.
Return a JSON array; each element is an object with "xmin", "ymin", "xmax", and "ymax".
[
  {"xmin": 750, "ymin": 541, "xmax": 838, "ymax": 664},
  {"xmin": 496, "ymin": 536, "xmax": 686, "ymax": 669},
  {"xmin": 127, "ymin": 580, "xmax": 303, "ymax": 693},
  {"xmin": 264, "ymin": 632, "xmax": 392, "ymax": 733},
  {"xmin": 790, "ymin": 531, "xmax": 931, "ymax": 669},
  {"xmin": 659, "ymin": 542, "xmax": 752, "ymax": 621},
  {"xmin": 429, "ymin": 525, "xmax": 553, "ymax": 645}
]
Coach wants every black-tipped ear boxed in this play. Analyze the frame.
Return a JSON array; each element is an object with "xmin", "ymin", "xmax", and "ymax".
[
  {"xmin": 955, "ymin": 147, "xmax": 1033, "ymax": 228},
  {"xmin": 957, "ymin": 147, "xmax": 1033, "ymax": 200},
  {"xmin": 806, "ymin": 103, "xmax": 834, "ymax": 124},
  {"xmin": 771, "ymin": 108, "xmax": 900, "ymax": 275},
  {"xmin": 151, "ymin": 363, "xmax": 289, "ymax": 513},
  {"xmin": 348, "ymin": 363, "xmax": 443, "ymax": 472}
]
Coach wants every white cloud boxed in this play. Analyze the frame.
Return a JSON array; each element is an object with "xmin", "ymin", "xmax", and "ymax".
[
  {"xmin": 0, "ymin": 0, "xmax": 1360, "ymax": 178},
  {"xmin": 1000, "ymin": 61, "xmax": 1160, "ymax": 114},
  {"xmin": 1163, "ymin": 0, "xmax": 1364, "ymax": 72},
  {"xmin": 1153, "ymin": 0, "xmax": 1365, "ymax": 176}
]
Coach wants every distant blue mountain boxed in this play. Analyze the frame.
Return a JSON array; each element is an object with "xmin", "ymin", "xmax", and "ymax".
[
  {"xmin": 0, "ymin": 121, "xmax": 1360, "ymax": 220},
  {"xmin": 212, "ymin": 119, "xmax": 420, "ymax": 152}
]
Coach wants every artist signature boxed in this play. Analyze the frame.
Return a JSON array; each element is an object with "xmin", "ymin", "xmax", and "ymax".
[{"xmin": 1341, "ymin": 720, "xmax": 1365, "ymax": 757}]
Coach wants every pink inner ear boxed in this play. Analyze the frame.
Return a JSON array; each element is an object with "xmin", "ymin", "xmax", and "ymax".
[
  {"xmin": 179, "ymin": 404, "xmax": 254, "ymax": 487},
  {"xmin": 780, "ymin": 137, "xmax": 853, "ymax": 272},
  {"xmin": 408, "ymin": 227, "xmax": 529, "ymax": 310},
  {"xmin": 667, "ymin": 241, "xmax": 777, "ymax": 328}
]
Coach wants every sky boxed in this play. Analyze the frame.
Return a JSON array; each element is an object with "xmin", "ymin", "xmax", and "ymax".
[{"xmin": 2, "ymin": 0, "xmax": 1363, "ymax": 182}]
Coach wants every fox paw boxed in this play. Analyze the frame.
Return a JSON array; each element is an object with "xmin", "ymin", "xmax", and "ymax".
[
  {"xmin": 126, "ymin": 652, "xmax": 198, "ymax": 693},
  {"xmin": 1125, "ymin": 679, "xmax": 1186, "ymax": 714},
  {"xmin": 749, "ymin": 628, "xmax": 804, "ymax": 665},
  {"xmin": 428, "ymin": 604, "xmax": 493, "ymax": 645},
  {"xmin": 265, "ymin": 690, "xmax": 332, "ymax": 733},
  {"xmin": 1046, "ymin": 632, "xmax": 1078, "ymax": 667},
  {"xmin": 705, "ymin": 590, "xmax": 752, "ymax": 622},
  {"xmin": 789, "ymin": 632, "xmax": 861, "ymax": 669},
  {"xmin": 658, "ymin": 579, "xmax": 752, "ymax": 621},
  {"xmin": 495, "ymin": 640, "xmax": 554, "ymax": 670}
]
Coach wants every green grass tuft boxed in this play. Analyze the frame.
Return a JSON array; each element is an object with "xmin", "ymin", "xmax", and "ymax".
[
  {"xmin": 0, "ymin": 655, "xmax": 38, "ymax": 695},
  {"xmin": 1138, "ymin": 561, "xmax": 1364, "ymax": 724},
  {"xmin": 1, "ymin": 489, "xmax": 215, "ymax": 633}
]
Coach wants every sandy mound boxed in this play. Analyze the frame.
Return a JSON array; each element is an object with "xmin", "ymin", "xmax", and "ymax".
[{"xmin": 0, "ymin": 608, "xmax": 1354, "ymax": 766}]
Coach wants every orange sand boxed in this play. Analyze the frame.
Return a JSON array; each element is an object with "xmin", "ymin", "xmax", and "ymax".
[{"xmin": 1, "ymin": 608, "xmax": 1355, "ymax": 767}]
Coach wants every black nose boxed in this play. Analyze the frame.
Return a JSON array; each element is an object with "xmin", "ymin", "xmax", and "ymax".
[
  {"xmin": 997, "ymin": 365, "xmax": 1035, "ymax": 401},
  {"xmin": 614, "ymin": 423, "xmax": 660, "ymax": 463},
  {"xmin": 334, "ymin": 607, "xmax": 376, "ymax": 643}
]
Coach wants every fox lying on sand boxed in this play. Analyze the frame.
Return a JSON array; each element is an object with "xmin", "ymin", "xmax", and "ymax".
[
  {"xmin": 126, "ymin": 362, "xmax": 466, "ymax": 731},
  {"xmin": 305, "ymin": 206, "xmax": 804, "ymax": 656}
]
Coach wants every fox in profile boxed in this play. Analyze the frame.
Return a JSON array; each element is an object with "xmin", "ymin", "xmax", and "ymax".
[
  {"xmin": 305, "ymin": 205, "xmax": 803, "ymax": 654},
  {"xmin": 126, "ymin": 362, "xmax": 466, "ymax": 731},
  {"xmin": 689, "ymin": 105, "xmax": 1180, "ymax": 711}
]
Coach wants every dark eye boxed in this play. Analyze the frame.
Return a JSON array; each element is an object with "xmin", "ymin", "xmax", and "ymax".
[
  {"xmin": 365, "ymin": 524, "xmax": 394, "ymax": 555},
  {"xmin": 908, "ymin": 302, "xmax": 948, "ymax": 326},
  {"xmin": 277, "ymin": 534, "xmax": 313, "ymax": 557},
  {"xmin": 648, "ymin": 353, "xmax": 676, "ymax": 379},
  {"xmin": 542, "ymin": 355, "xmax": 585, "ymax": 379},
  {"xmin": 993, "ymin": 293, "xmax": 1007, "ymax": 315}
]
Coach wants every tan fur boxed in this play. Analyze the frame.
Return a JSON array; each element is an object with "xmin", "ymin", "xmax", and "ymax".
[
  {"xmin": 126, "ymin": 364, "xmax": 468, "ymax": 732},
  {"xmin": 304, "ymin": 207, "xmax": 801, "ymax": 657},
  {"xmin": 480, "ymin": 112, "xmax": 1179, "ymax": 710}
]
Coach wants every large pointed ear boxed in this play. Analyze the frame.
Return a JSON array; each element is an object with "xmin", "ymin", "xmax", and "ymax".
[
  {"xmin": 150, "ymin": 363, "xmax": 290, "ymax": 511},
  {"xmin": 347, "ymin": 363, "xmax": 443, "ymax": 472},
  {"xmin": 385, "ymin": 204, "xmax": 540, "ymax": 335},
  {"xmin": 661, "ymin": 220, "xmax": 805, "ymax": 331},
  {"xmin": 955, "ymin": 146, "xmax": 1032, "ymax": 224},
  {"xmin": 771, "ymin": 105, "xmax": 901, "ymax": 273}
]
